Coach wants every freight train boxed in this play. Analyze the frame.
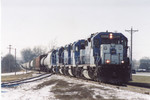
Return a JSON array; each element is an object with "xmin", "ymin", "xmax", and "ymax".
[{"xmin": 21, "ymin": 32, "xmax": 131, "ymax": 84}]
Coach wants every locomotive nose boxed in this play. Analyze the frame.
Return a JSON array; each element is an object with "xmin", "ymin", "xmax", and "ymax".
[{"xmin": 110, "ymin": 48, "xmax": 116, "ymax": 55}]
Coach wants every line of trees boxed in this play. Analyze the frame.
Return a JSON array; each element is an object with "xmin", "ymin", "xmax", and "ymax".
[
  {"xmin": 21, "ymin": 40, "xmax": 57, "ymax": 63},
  {"xmin": 1, "ymin": 54, "xmax": 21, "ymax": 73},
  {"xmin": 21, "ymin": 46, "xmax": 47, "ymax": 63},
  {"xmin": 132, "ymin": 57, "xmax": 150, "ymax": 72},
  {"xmin": 1, "ymin": 39, "xmax": 57, "ymax": 73},
  {"xmin": 1, "ymin": 46, "xmax": 48, "ymax": 73},
  {"xmin": 139, "ymin": 57, "xmax": 150, "ymax": 71}
]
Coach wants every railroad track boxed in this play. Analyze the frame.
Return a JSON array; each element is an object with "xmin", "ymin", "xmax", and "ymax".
[{"xmin": 1, "ymin": 73, "xmax": 53, "ymax": 87}]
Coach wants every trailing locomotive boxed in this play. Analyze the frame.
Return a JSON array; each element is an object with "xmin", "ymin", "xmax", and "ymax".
[{"xmin": 22, "ymin": 31, "xmax": 131, "ymax": 84}]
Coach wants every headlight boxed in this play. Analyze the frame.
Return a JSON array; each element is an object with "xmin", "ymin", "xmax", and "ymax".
[
  {"xmin": 106, "ymin": 59, "xmax": 110, "ymax": 64},
  {"xmin": 109, "ymin": 33, "xmax": 113, "ymax": 39},
  {"xmin": 121, "ymin": 60, "xmax": 124, "ymax": 64}
]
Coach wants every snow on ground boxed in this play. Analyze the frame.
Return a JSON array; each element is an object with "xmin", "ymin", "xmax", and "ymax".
[
  {"xmin": 1, "ymin": 75, "xmax": 56, "ymax": 100},
  {"xmin": 55, "ymin": 75, "xmax": 150, "ymax": 100},
  {"xmin": 1, "ymin": 71, "xmax": 32, "ymax": 76},
  {"xmin": 133, "ymin": 72, "xmax": 150, "ymax": 76},
  {"xmin": 1, "ymin": 74, "xmax": 150, "ymax": 100}
]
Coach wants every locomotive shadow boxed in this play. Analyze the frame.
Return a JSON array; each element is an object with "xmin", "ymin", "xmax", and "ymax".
[
  {"xmin": 127, "ymin": 75, "xmax": 150, "ymax": 89},
  {"xmin": 127, "ymin": 82, "xmax": 150, "ymax": 89},
  {"xmin": 105, "ymin": 80, "xmax": 150, "ymax": 88}
]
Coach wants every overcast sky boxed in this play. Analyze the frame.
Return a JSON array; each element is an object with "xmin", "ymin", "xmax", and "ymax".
[{"xmin": 1, "ymin": 0, "xmax": 150, "ymax": 60}]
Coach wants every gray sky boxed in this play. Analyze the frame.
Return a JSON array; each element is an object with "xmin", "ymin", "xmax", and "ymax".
[{"xmin": 1, "ymin": 0, "xmax": 150, "ymax": 60}]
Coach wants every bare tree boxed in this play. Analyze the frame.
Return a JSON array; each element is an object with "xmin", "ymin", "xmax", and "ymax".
[
  {"xmin": 139, "ymin": 57, "xmax": 150, "ymax": 71},
  {"xmin": 132, "ymin": 59, "xmax": 140, "ymax": 70},
  {"xmin": 1, "ymin": 54, "xmax": 20, "ymax": 73},
  {"xmin": 21, "ymin": 46, "xmax": 47, "ymax": 63},
  {"xmin": 21, "ymin": 48, "xmax": 34, "ymax": 62},
  {"xmin": 48, "ymin": 38, "xmax": 57, "ymax": 52},
  {"xmin": 32, "ymin": 46, "xmax": 47, "ymax": 57}
]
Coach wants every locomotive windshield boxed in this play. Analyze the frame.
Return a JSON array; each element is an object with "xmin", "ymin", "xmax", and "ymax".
[
  {"xmin": 101, "ymin": 38, "xmax": 121, "ymax": 44},
  {"xmin": 81, "ymin": 42, "xmax": 85, "ymax": 49},
  {"xmin": 101, "ymin": 36, "xmax": 127, "ymax": 47}
]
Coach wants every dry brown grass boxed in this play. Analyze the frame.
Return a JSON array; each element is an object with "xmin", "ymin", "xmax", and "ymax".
[
  {"xmin": 1, "ymin": 72, "xmax": 33, "ymax": 82},
  {"xmin": 51, "ymin": 82, "xmax": 96, "ymax": 100},
  {"xmin": 128, "ymin": 75, "xmax": 150, "ymax": 88},
  {"xmin": 34, "ymin": 78, "xmax": 106, "ymax": 100},
  {"xmin": 132, "ymin": 75, "xmax": 150, "ymax": 83}
]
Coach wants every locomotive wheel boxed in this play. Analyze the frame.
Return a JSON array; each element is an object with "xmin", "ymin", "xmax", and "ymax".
[
  {"xmin": 78, "ymin": 67, "xmax": 83, "ymax": 78},
  {"xmin": 64, "ymin": 67, "xmax": 69, "ymax": 76},
  {"xmin": 82, "ymin": 69, "xmax": 91, "ymax": 79},
  {"xmin": 71, "ymin": 67, "xmax": 76, "ymax": 77},
  {"xmin": 61, "ymin": 68, "xmax": 64, "ymax": 75},
  {"xmin": 68, "ymin": 67, "xmax": 74, "ymax": 76}
]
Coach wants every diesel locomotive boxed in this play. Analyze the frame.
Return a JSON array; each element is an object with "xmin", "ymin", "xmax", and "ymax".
[{"xmin": 22, "ymin": 31, "xmax": 131, "ymax": 84}]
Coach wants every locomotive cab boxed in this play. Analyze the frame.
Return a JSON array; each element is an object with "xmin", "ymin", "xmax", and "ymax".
[
  {"xmin": 72, "ymin": 40, "xmax": 86, "ymax": 66},
  {"xmin": 99, "ymin": 33, "xmax": 129, "ymax": 66},
  {"xmin": 92, "ymin": 32, "xmax": 129, "ymax": 65},
  {"xmin": 90, "ymin": 32, "xmax": 131, "ymax": 83},
  {"xmin": 64, "ymin": 44, "xmax": 72, "ymax": 65}
]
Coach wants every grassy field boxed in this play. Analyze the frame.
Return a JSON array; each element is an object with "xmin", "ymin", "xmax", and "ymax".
[
  {"xmin": 128, "ymin": 75, "xmax": 150, "ymax": 88},
  {"xmin": 1, "ymin": 72, "xmax": 33, "ymax": 82},
  {"xmin": 132, "ymin": 75, "xmax": 150, "ymax": 83}
]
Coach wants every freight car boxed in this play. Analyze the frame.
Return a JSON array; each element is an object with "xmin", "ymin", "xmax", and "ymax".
[
  {"xmin": 32, "ymin": 54, "xmax": 47, "ymax": 71},
  {"xmin": 22, "ymin": 31, "xmax": 131, "ymax": 84}
]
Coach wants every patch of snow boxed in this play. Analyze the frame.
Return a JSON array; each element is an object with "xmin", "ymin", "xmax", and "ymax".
[
  {"xmin": 54, "ymin": 75, "xmax": 150, "ymax": 100},
  {"xmin": 1, "ymin": 71, "xmax": 32, "ymax": 76},
  {"xmin": 1, "ymin": 76, "xmax": 56, "ymax": 100},
  {"xmin": 1, "ymin": 75, "xmax": 150, "ymax": 100},
  {"xmin": 133, "ymin": 72, "xmax": 150, "ymax": 76}
]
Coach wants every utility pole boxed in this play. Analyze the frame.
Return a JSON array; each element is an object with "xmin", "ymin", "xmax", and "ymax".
[
  {"xmin": 7, "ymin": 45, "xmax": 12, "ymax": 72},
  {"xmin": 7, "ymin": 45, "xmax": 12, "ymax": 54},
  {"xmin": 7, "ymin": 45, "xmax": 17, "ymax": 74},
  {"xmin": 125, "ymin": 27, "xmax": 138, "ymax": 68},
  {"xmin": 15, "ymin": 48, "xmax": 16, "ymax": 75}
]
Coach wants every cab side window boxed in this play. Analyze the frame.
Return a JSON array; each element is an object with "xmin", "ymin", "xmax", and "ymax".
[
  {"xmin": 81, "ymin": 42, "xmax": 85, "ymax": 49},
  {"xmin": 75, "ymin": 46, "xmax": 79, "ymax": 51},
  {"xmin": 85, "ymin": 40, "xmax": 88, "ymax": 46},
  {"xmin": 94, "ymin": 39, "xmax": 99, "ymax": 48}
]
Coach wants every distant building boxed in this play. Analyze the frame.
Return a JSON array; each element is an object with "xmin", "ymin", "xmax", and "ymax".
[{"xmin": 139, "ymin": 58, "xmax": 150, "ymax": 72}]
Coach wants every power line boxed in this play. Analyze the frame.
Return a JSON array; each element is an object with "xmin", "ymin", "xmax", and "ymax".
[
  {"xmin": 125, "ymin": 27, "xmax": 138, "ymax": 68},
  {"xmin": 6, "ymin": 45, "xmax": 17, "ymax": 73},
  {"xmin": 7, "ymin": 45, "xmax": 12, "ymax": 54},
  {"xmin": 7, "ymin": 45, "xmax": 12, "ymax": 72},
  {"xmin": 15, "ymin": 48, "xmax": 17, "ymax": 75}
]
